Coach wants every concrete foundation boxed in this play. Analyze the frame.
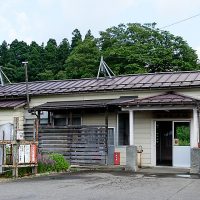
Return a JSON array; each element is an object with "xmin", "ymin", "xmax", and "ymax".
[
  {"xmin": 190, "ymin": 148, "xmax": 200, "ymax": 174},
  {"xmin": 125, "ymin": 146, "xmax": 138, "ymax": 171},
  {"xmin": 107, "ymin": 146, "xmax": 115, "ymax": 165}
]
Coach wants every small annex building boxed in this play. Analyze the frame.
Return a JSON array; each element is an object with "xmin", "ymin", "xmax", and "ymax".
[{"xmin": 1, "ymin": 71, "xmax": 200, "ymax": 172}]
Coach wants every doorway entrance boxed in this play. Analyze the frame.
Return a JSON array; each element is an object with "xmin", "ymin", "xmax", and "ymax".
[
  {"xmin": 156, "ymin": 121, "xmax": 190, "ymax": 167},
  {"xmin": 156, "ymin": 121, "xmax": 172, "ymax": 166}
]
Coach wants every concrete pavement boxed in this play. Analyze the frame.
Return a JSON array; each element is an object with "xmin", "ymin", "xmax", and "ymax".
[{"xmin": 0, "ymin": 171, "xmax": 200, "ymax": 200}]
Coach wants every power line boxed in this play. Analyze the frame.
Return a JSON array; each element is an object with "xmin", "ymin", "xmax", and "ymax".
[{"xmin": 160, "ymin": 12, "xmax": 200, "ymax": 29}]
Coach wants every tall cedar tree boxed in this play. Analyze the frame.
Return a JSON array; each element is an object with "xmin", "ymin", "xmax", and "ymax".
[{"xmin": 64, "ymin": 30, "xmax": 100, "ymax": 79}]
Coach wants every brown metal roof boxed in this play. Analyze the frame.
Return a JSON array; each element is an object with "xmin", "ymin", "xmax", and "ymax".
[
  {"xmin": 1, "ymin": 71, "xmax": 200, "ymax": 97},
  {"xmin": 32, "ymin": 96, "xmax": 136, "ymax": 111},
  {"xmin": 121, "ymin": 92, "xmax": 199, "ymax": 107},
  {"xmin": 32, "ymin": 99, "xmax": 113, "ymax": 110},
  {"xmin": 0, "ymin": 99, "xmax": 26, "ymax": 109}
]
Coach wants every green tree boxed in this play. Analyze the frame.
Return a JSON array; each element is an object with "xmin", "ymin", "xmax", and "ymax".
[
  {"xmin": 57, "ymin": 38, "xmax": 70, "ymax": 71},
  {"xmin": 5, "ymin": 39, "xmax": 30, "ymax": 82},
  {"xmin": 37, "ymin": 69, "xmax": 54, "ymax": 80},
  {"xmin": 70, "ymin": 29, "xmax": 82, "ymax": 51},
  {"xmin": 44, "ymin": 39, "xmax": 58, "ymax": 74},
  {"xmin": 99, "ymin": 23, "xmax": 199, "ymax": 74},
  {"xmin": 28, "ymin": 41, "xmax": 44, "ymax": 81},
  {"xmin": 0, "ymin": 41, "xmax": 9, "ymax": 66},
  {"xmin": 64, "ymin": 32, "xmax": 100, "ymax": 79}
]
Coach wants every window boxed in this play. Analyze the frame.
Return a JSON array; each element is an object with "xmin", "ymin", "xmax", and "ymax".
[
  {"xmin": 118, "ymin": 113, "xmax": 129, "ymax": 145},
  {"xmin": 40, "ymin": 111, "xmax": 48, "ymax": 125},
  {"xmin": 108, "ymin": 128, "xmax": 114, "ymax": 146},
  {"xmin": 54, "ymin": 114, "xmax": 67, "ymax": 126},
  {"xmin": 53, "ymin": 112, "xmax": 81, "ymax": 126},
  {"xmin": 70, "ymin": 115, "xmax": 81, "ymax": 125}
]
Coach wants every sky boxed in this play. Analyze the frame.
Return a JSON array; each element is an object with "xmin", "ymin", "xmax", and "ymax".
[{"xmin": 0, "ymin": 0, "xmax": 200, "ymax": 58}]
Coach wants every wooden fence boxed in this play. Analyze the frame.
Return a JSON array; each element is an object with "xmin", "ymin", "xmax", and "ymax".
[{"xmin": 38, "ymin": 125, "xmax": 108, "ymax": 165}]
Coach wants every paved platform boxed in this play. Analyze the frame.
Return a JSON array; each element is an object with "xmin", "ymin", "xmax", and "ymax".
[{"xmin": 137, "ymin": 166, "xmax": 190, "ymax": 174}]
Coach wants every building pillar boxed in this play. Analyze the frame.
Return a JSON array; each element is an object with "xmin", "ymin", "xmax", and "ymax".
[
  {"xmin": 129, "ymin": 110, "xmax": 134, "ymax": 145},
  {"xmin": 192, "ymin": 108, "xmax": 199, "ymax": 148}
]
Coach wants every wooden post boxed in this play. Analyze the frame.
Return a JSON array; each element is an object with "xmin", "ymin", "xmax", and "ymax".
[
  {"xmin": 34, "ymin": 118, "xmax": 39, "ymax": 175},
  {"xmin": 35, "ymin": 118, "xmax": 39, "ymax": 142},
  {"xmin": 13, "ymin": 117, "xmax": 19, "ymax": 178}
]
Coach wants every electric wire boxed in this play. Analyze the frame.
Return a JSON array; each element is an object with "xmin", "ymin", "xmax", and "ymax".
[{"xmin": 160, "ymin": 12, "xmax": 200, "ymax": 29}]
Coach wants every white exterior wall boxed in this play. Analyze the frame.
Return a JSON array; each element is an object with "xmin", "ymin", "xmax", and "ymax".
[
  {"xmin": 28, "ymin": 88, "xmax": 200, "ymax": 108},
  {"xmin": 8, "ymin": 87, "xmax": 200, "ymax": 167},
  {"xmin": 0, "ymin": 108, "xmax": 24, "ymax": 129},
  {"xmin": 134, "ymin": 111, "xmax": 153, "ymax": 166},
  {"xmin": 82, "ymin": 112, "xmax": 116, "ymax": 128}
]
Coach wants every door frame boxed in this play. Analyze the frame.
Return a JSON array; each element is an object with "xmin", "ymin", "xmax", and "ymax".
[{"xmin": 152, "ymin": 118, "xmax": 191, "ymax": 166}]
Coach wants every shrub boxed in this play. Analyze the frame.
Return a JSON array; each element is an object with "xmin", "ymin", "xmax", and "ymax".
[
  {"xmin": 49, "ymin": 153, "xmax": 70, "ymax": 172},
  {"xmin": 38, "ymin": 153, "xmax": 69, "ymax": 173}
]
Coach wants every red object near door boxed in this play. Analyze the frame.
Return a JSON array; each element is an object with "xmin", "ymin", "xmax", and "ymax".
[
  {"xmin": 30, "ymin": 144, "xmax": 37, "ymax": 163},
  {"xmin": 114, "ymin": 152, "xmax": 120, "ymax": 165}
]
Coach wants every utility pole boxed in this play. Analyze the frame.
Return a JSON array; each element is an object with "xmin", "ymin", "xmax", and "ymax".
[{"xmin": 22, "ymin": 61, "xmax": 29, "ymax": 108}]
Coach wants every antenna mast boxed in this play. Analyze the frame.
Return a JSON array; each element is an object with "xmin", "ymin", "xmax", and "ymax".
[
  {"xmin": 97, "ymin": 56, "xmax": 115, "ymax": 79},
  {"xmin": 0, "ymin": 66, "xmax": 11, "ymax": 86}
]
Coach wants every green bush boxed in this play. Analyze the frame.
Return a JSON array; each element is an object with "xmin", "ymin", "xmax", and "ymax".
[
  {"xmin": 38, "ymin": 153, "xmax": 70, "ymax": 173},
  {"xmin": 49, "ymin": 153, "xmax": 70, "ymax": 172}
]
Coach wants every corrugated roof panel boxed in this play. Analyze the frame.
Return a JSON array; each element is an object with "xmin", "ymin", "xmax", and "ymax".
[
  {"xmin": 166, "ymin": 73, "xmax": 182, "ymax": 83},
  {"xmin": 0, "ymin": 99, "xmax": 26, "ymax": 108},
  {"xmin": 193, "ymin": 73, "xmax": 200, "ymax": 81},
  {"xmin": 123, "ymin": 92, "xmax": 196, "ymax": 106},
  {"xmin": 184, "ymin": 72, "xmax": 198, "ymax": 82},
  {"xmin": 1, "ymin": 71, "xmax": 200, "ymax": 97},
  {"xmin": 148, "ymin": 74, "xmax": 163, "ymax": 83},
  {"xmin": 84, "ymin": 79, "xmax": 99, "ymax": 87},
  {"xmin": 129, "ymin": 75, "xmax": 145, "ymax": 84},
  {"xmin": 113, "ymin": 76, "xmax": 131, "ymax": 85},
  {"xmin": 29, "ymin": 82, "xmax": 50, "ymax": 91},
  {"xmin": 157, "ymin": 73, "xmax": 173, "ymax": 83},
  {"xmin": 120, "ymin": 76, "xmax": 138, "ymax": 85},
  {"xmin": 139, "ymin": 74, "xmax": 155, "ymax": 83},
  {"xmin": 176, "ymin": 72, "xmax": 191, "ymax": 82}
]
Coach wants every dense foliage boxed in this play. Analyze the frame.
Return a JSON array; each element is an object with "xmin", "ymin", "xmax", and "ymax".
[
  {"xmin": 38, "ymin": 153, "xmax": 70, "ymax": 173},
  {"xmin": 0, "ymin": 23, "xmax": 199, "ymax": 83}
]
